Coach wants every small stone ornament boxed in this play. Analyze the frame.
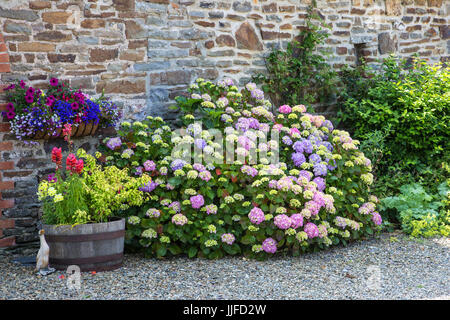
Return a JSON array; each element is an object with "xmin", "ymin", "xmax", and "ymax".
[{"xmin": 36, "ymin": 229, "xmax": 55, "ymax": 276}]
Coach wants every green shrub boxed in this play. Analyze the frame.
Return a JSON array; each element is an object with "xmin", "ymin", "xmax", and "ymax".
[
  {"xmin": 99, "ymin": 78, "xmax": 381, "ymax": 260},
  {"xmin": 381, "ymin": 181, "xmax": 450, "ymax": 238},
  {"xmin": 252, "ymin": 5, "xmax": 337, "ymax": 108},
  {"xmin": 337, "ymin": 56, "xmax": 450, "ymax": 196}
]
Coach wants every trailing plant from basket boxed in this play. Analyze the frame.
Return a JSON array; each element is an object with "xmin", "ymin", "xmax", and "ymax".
[
  {"xmin": 100, "ymin": 78, "xmax": 381, "ymax": 260},
  {"xmin": 3, "ymin": 78, "xmax": 120, "ymax": 143},
  {"xmin": 38, "ymin": 125, "xmax": 151, "ymax": 226}
]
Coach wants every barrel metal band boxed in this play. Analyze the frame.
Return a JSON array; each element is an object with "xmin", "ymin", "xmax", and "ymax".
[
  {"xmin": 49, "ymin": 252, "xmax": 124, "ymax": 265},
  {"xmin": 45, "ymin": 229, "xmax": 125, "ymax": 242},
  {"xmin": 50, "ymin": 262, "xmax": 123, "ymax": 272}
]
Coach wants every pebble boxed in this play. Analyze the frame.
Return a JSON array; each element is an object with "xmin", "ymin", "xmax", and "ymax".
[{"xmin": 0, "ymin": 233, "xmax": 448, "ymax": 300}]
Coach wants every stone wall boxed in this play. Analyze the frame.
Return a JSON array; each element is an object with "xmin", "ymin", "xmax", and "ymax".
[
  {"xmin": 0, "ymin": 32, "xmax": 16, "ymax": 253},
  {"xmin": 1, "ymin": 0, "xmax": 448, "ymax": 119},
  {"xmin": 0, "ymin": 0, "xmax": 448, "ymax": 255}
]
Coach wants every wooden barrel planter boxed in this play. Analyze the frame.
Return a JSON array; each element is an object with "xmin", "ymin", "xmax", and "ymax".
[{"xmin": 43, "ymin": 217, "xmax": 125, "ymax": 272}]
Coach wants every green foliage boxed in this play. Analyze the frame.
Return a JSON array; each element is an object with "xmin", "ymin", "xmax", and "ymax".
[
  {"xmin": 39, "ymin": 173, "xmax": 89, "ymax": 225},
  {"xmin": 337, "ymin": 56, "xmax": 449, "ymax": 180},
  {"xmin": 381, "ymin": 181, "xmax": 450, "ymax": 237},
  {"xmin": 252, "ymin": 5, "xmax": 337, "ymax": 107},
  {"xmin": 38, "ymin": 149, "xmax": 151, "ymax": 226}
]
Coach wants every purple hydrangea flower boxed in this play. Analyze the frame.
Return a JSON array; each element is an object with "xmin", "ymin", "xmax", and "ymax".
[
  {"xmin": 199, "ymin": 170, "xmax": 212, "ymax": 182},
  {"xmin": 235, "ymin": 117, "xmax": 250, "ymax": 132},
  {"xmin": 312, "ymin": 177, "xmax": 326, "ymax": 191},
  {"xmin": 146, "ymin": 208, "xmax": 160, "ymax": 218},
  {"xmin": 106, "ymin": 137, "xmax": 122, "ymax": 150},
  {"xmin": 293, "ymin": 139, "xmax": 313, "ymax": 154},
  {"xmin": 168, "ymin": 201, "xmax": 181, "ymax": 213},
  {"xmin": 190, "ymin": 194, "xmax": 204, "ymax": 209},
  {"xmin": 302, "ymin": 140, "xmax": 313, "ymax": 154},
  {"xmin": 193, "ymin": 163, "xmax": 206, "ymax": 172},
  {"xmin": 326, "ymin": 158, "xmax": 337, "ymax": 171},
  {"xmin": 292, "ymin": 141, "xmax": 304, "ymax": 153},
  {"xmin": 135, "ymin": 166, "xmax": 143, "ymax": 176},
  {"xmin": 248, "ymin": 117, "xmax": 260, "ymax": 130},
  {"xmin": 251, "ymin": 89, "xmax": 264, "ymax": 100},
  {"xmin": 322, "ymin": 120, "xmax": 334, "ymax": 131},
  {"xmin": 309, "ymin": 153, "xmax": 322, "ymax": 164},
  {"xmin": 292, "ymin": 152, "xmax": 306, "ymax": 167},
  {"xmin": 321, "ymin": 141, "xmax": 333, "ymax": 152},
  {"xmin": 238, "ymin": 135, "xmax": 252, "ymax": 150},
  {"xmin": 194, "ymin": 138, "xmax": 207, "ymax": 150},
  {"xmin": 312, "ymin": 192, "xmax": 325, "ymax": 206},
  {"xmin": 241, "ymin": 165, "xmax": 258, "ymax": 177},
  {"xmin": 282, "ymin": 136, "xmax": 293, "ymax": 145},
  {"xmin": 305, "ymin": 200, "xmax": 321, "ymax": 216},
  {"xmin": 298, "ymin": 170, "xmax": 313, "ymax": 182},
  {"xmin": 313, "ymin": 163, "xmax": 327, "ymax": 176},
  {"xmin": 171, "ymin": 159, "xmax": 187, "ymax": 171},
  {"xmin": 139, "ymin": 181, "xmax": 159, "ymax": 193}
]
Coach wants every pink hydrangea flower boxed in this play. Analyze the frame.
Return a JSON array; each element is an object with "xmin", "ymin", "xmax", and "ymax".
[
  {"xmin": 272, "ymin": 123, "xmax": 283, "ymax": 132},
  {"xmin": 274, "ymin": 214, "xmax": 292, "ymax": 230},
  {"xmin": 304, "ymin": 222, "xmax": 319, "ymax": 239},
  {"xmin": 199, "ymin": 171, "xmax": 212, "ymax": 181},
  {"xmin": 312, "ymin": 192, "xmax": 325, "ymax": 208},
  {"xmin": 290, "ymin": 214, "xmax": 304, "ymax": 229},
  {"xmin": 262, "ymin": 238, "xmax": 277, "ymax": 254},
  {"xmin": 278, "ymin": 105, "xmax": 292, "ymax": 114},
  {"xmin": 305, "ymin": 200, "xmax": 321, "ymax": 216},
  {"xmin": 143, "ymin": 160, "xmax": 156, "ymax": 171},
  {"xmin": 371, "ymin": 212, "xmax": 382, "ymax": 226},
  {"xmin": 221, "ymin": 233, "xmax": 235, "ymax": 245},
  {"xmin": 248, "ymin": 207, "xmax": 265, "ymax": 225},
  {"xmin": 190, "ymin": 194, "xmax": 204, "ymax": 209},
  {"xmin": 290, "ymin": 127, "xmax": 300, "ymax": 136}
]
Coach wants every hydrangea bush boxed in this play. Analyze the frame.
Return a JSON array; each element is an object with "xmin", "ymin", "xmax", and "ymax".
[{"xmin": 99, "ymin": 78, "xmax": 381, "ymax": 259}]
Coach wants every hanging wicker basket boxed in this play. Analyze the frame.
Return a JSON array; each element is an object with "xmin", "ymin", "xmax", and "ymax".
[{"xmin": 26, "ymin": 121, "xmax": 99, "ymax": 140}]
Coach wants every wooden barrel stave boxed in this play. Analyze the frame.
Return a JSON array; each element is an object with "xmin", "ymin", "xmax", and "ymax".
[{"xmin": 43, "ymin": 218, "xmax": 125, "ymax": 272}]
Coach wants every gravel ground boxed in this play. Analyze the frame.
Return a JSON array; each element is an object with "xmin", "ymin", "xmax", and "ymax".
[{"xmin": 0, "ymin": 232, "xmax": 449, "ymax": 300}]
